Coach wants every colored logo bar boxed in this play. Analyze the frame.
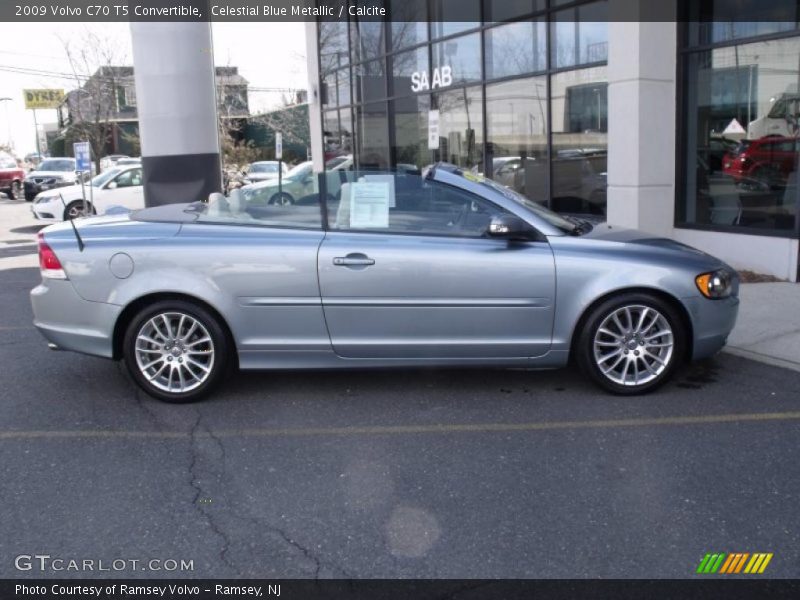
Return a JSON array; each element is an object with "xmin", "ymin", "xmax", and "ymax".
[{"xmin": 696, "ymin": 552, "xmax": 773, "ymax": 574}]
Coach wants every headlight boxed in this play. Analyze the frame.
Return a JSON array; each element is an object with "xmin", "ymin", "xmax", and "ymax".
[{"xmin": 695, "ymin": 269, "xmax": 733, "ymax": 299}]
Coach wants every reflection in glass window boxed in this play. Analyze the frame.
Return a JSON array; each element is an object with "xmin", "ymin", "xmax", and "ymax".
[
  {"xmin": 432, "ymin": 33, "xmax": 482, "ymax": 86},
  {"xmin": 484, "ymin": 0, "xmax": 544, "ymax": 22},
  {"xmin": 324, "ymin": 109, "xmax": 353, "ymax": 164},
  {"xmin": 685, "ymin": 0, "xmax": 799, "ymax": 45},
  {"xmin": 391, "ymin": 45, "xmax": 429, "ymax": 97},
  {"xmin": 431, "ymin": 0, "xmax": 480, "ymax": 39},
  {"xmin": 485, "ymin": 20, "xmax": 546, "ymax": 79},
  {"xmin": 356, "ymin": 102, "xmax": 391, "ymax": 170},
  {"xmin": 354, "ymin": 60, "xmax": 387, "ymax": 103},
  {"xmin": 551, "ymin": 1, "xmax": 608, "ymax": 69},
  {"xmin": 486, "ymin": 77, "xmax": 548, "ymax": 204},
  {"xmin": 550, "ymin": 67, "xmax": 608, "ymax": 215},
  {"xmin": 390, "ymin": 0, "xmax": 427, "ymax": 51},
  {"xmin": 392, "ymin": 95, "xmax": 431, "ymax": 170},
  {"xmin": 319, "ymin": 13, "xmax": 349, "ymax": 73},
  {"xmin": 681, "ymin": 38, "xmax": 800, "ymax": 233},
  {"xmin": 322, "ymin": 68, "xmax": 351, "ymax": 108},
  {"xmin": 350, "ymin": 8, "xmax": 386, "ymax": 63},
  {"xmin": 432, "ymin": 87, "xmax": 483, "ymax": 170}
]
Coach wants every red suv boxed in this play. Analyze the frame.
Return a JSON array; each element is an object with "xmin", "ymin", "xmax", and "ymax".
[
  {"xmin": 722, "ymin": 136, "xmax": 799, "ymax": 190},
  {"xmin": 0, "ymin": 156, "xmax": 24, "ymax": 199}
]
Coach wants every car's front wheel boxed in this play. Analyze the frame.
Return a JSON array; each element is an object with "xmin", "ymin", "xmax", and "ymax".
[
  {"xmin": 123, "ymin": 300, "xmax": 229, "ymax": 403},
  {"xmin": 576, "ymin": 293, "xmax": 686, "ymax": 395}
]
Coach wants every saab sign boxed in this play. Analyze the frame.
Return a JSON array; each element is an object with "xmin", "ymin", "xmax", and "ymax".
[{"xmin": 411, "ymin": 66, "xmax": 453, "ymax": 93}]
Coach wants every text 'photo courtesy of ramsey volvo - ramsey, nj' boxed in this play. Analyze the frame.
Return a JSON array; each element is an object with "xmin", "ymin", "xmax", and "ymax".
[{"xmin": 30, "ymin": 165, "xmax": 739, "ymax": 403}]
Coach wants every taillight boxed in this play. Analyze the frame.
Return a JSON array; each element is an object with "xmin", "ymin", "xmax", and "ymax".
[{"xmin": 37, "ymin": 232, "xmax": 67, "ymax": 280}]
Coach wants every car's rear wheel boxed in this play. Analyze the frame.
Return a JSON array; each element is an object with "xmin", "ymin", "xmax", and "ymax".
[
  {"xmin": 269, "ymin": 192, "xmax": 294, "ymax": 206},
  {"xmin": 576, "ymin": 293, "xmax": 686, "ymax": 395},
  {"xmin": 64, "ymin": 200, "xmax": 94, "ymax": 220},
  {"xmin": 123, "ymin": 300, "xmax": 229, "ymax": 403}
]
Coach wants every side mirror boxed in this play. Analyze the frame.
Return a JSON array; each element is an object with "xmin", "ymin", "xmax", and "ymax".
[
  {"xmin": 106, "ymin": 181, "xmax": 118, "ymax": 190},
  {"xmin": 487, "ymin": 215, "xmax": 534, "ymax": 241}
]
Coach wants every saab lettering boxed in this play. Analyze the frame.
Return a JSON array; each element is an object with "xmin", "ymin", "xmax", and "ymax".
[{"xmin": 410, "ymin": 66, "xmax": 453, "ymax": 93}]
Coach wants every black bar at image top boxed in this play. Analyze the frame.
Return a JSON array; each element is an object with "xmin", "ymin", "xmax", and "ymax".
[{"xmin": 3, "ymin": 0, "xmax": 800, "ymax": 22}]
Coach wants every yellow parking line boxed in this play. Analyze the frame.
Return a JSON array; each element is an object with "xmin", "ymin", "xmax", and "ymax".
[{"xmin": 1, "ymin": 410, "xmax": 800, "ymax": 441}]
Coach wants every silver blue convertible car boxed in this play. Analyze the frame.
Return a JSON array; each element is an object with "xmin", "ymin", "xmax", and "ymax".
[{"xmin": 31, "ymin": 164, "xmax": 739, "ymax": 402}]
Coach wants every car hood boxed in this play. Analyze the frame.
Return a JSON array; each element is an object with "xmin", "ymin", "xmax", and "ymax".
[
  {"xmin": 36, "ymin": 184, "xmax": 84, "ymax": 200},
  {"xmin": 566, "ymin": 221, "xmax": 730, "ymax": 267}
]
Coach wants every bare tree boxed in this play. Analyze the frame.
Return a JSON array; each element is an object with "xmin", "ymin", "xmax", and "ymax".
[{"xmin": 60, "ymin": 29, "xmax": 138, "ymax": 171}]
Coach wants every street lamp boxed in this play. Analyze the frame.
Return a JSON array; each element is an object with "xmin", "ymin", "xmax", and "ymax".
[{"xmin": 0, "ymin": 97, "xmax": 12, "ymax": 150}]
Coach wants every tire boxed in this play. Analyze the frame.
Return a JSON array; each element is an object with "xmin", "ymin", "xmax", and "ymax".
[
  {"xmin": 269, "ymin": 192, "xmax": 294, "ymax": 206},
  {"xmin": 63, "ymin": 200, "xmax": 94, "ymax": 221},
  {"xmin": 8, "ymin": 181, "xmax": 21, "ymax": 200},
  {"xmin": 575, "ymin": 293, "xmax": 687, "ymax": 395},
  {"xmin": 25, "ymin": 191, "xmax": 35, "ymax": 202},
  {"xmin": 123, "ymin": 300, "xmax": 230, "ymax": 403}
]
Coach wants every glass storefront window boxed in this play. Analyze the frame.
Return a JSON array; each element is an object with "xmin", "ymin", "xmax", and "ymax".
[
  {"xmin": 322, "ymin": 68, "xmax": 351, "ymax": 108},
  {"xmin": 431, "ymin": 87, "xmax": 483, "ymax": 170},
  {"xmin": 354, "ymin": 59, "xmax": 387, "ymax": 103},
  {"xmin": 681, "ymin": 37, "xmax": 800, "ymax": 233},
  {"xmin": 390, "ymin": 0, "xmax": 428, "ymax": 51},
  {"xmin": 485, "ymin": 77, "xmax": 548, "ymax": 204},
  {"xmin": 350, "ymin": 19, "xmax": 386, "ymax": 64},
  {"xmin": 431, "ymin": 0, "xmax": 480, "ymax": 39},
  {"xmin": 685, "ymin": 0, "xmax": 799, "ymax": 46},
  {"xmin": 432, "ymin": 33, "xmax": 482, "ymax": 86},
  {"xmin": 484, "ymin": 0, "xmax": 544, "ymax": 23},
  {"xmin": 391, "ymin": 45, "xmax": 429, "ymax": 97},
  {"xmin": 392, "ymin": 95, "xmax": 432, "ymax": 170},
  {"xmin": 319, "ymin": 11, "xmax": 349, "ymax": 73},
  {"xmin": 356, "ymin": 102, "xmax": 391, "ymax": 169},
  {"xmin": 323, "ymin": 109, "xmax": 353, "ymax": 163},
  {"xmin": 550, "ymin": 67, "xmax": 608, "ymax": 215},
  {"xmin": 485, "ymin": 20, "xmax": 547, "ymax": 80},
  {"xmin": 551, "ymin": 1, "xmax": 608, "ymax": 69}
]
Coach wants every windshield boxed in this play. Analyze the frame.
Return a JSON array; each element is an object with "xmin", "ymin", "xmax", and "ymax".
[
  {"xmin": 249, "ymin": 163, "xmax": 279, "ymax": 174},
  {"xmin": 37, "ymin": 159, "xmax": 75, "ymax": 172},
  {"xmin": 285, "ymin": 162, "xmax": 312, "ymax": 179},
  {"xmin": 91, "ymin": 168, "xmax": 121, "ymax": 188},
  {"xmin": 457, "ymin": 171, "xmax": 578, "ymax": 234},
  {"xmin": 0, "ymin": 159, "xmax": 16, "ymax": 169}
]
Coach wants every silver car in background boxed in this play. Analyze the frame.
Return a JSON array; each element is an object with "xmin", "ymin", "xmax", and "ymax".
[{"xmin": 30, "ymin": 164, "xmax": 739, "ymax": 403}]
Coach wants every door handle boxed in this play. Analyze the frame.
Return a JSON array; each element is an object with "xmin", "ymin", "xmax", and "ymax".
[{"xmin": 333, "ymin": 254, "xmax": 375, "ymax": 267}]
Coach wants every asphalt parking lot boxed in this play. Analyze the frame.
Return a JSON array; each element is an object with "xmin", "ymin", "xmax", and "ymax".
[{"xmin": 1, "ymin": 198, "xmax": 800, "ymax": 579}]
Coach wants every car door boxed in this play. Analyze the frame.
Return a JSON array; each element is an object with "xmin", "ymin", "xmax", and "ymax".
[
  {"xmin": 98, "ymin": 167, "xmax": 144, "ymax": 212},
  {"xmin": 317, "ymin": 173, "xmax": 556, "ymax": 359}
]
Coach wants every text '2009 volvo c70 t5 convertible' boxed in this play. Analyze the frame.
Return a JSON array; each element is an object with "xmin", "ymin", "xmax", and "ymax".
[{"xmin": 30, "ymin": 164, "xmax": 739, "ymax": 403}]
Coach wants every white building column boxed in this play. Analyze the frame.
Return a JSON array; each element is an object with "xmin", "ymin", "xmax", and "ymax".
[
  {"xmin": 304, "ymin": 21, "xmax": 324, "ymax": 174},
  {"xmin": 606, "ymin": 16, "xmax": 678, "ymax": 236},
  {"xmin": 130, "ymin": 23, "xmax": 221, "ymax": 206}
]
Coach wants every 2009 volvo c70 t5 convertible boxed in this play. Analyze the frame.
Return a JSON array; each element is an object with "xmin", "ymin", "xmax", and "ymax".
[{"xmin": 30, "ymin": 164, "xmax": 739, "ymax": 403}]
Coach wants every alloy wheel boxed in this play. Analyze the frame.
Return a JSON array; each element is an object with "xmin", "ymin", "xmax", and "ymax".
[
  {"xmin": 592, "ymin": 304, "xmax": 674, "ymax": 387},
  {"xmin": 134, "ymin": 312, "xmax": 215, "ymax": 394}
]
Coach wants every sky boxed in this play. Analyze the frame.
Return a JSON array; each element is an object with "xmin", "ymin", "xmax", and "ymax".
[{"xmin": 0, "ymin": 22, "xmax": 308, "ymax": 155}]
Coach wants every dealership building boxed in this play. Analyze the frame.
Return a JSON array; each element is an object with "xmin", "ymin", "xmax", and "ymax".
[{"xmin": 303, "ymin": 1, "xmax": 800, "ymax": 282}]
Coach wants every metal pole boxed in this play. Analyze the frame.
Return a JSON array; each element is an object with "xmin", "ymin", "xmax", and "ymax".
[
  {"xmin": 80, "ymin": 168, "xmax": 87, "ymax": 217},
  {"xmin": 87, "ymin": 142, "xmax": 93, "ymax": 216},
  {"xmin": 33, "ymin": 109, "xmax": 41, "ymax": 157}
]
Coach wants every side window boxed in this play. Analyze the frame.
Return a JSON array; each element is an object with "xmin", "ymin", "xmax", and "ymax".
[
  {"xmin": 329, "ymin": 172, "xmax": 507, "ymax": 238},
  {"xmin": 114, "ymin": 168, "xmax": 142, "ymax": 188},
  {"xmin": 198, "ymin": 187, "xmax": 323, "ymax": 230}
]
